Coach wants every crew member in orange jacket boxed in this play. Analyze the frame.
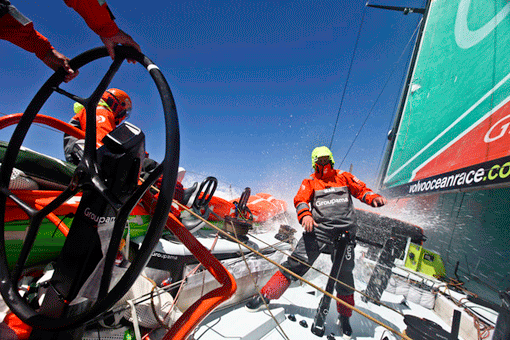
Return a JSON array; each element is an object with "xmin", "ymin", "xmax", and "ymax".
[
  {"xmin": 63, "ymin": 88, "xmax": 185, "ymax": 209},
  {"xmin": 63, "ymin": 88, "xmax": 132, "ymax": 163},
  {"xmin": 0, "ymin": 0, "xmax": 140, "ymax": 82},
  {"xmin": 246, "ymin": 146, "xmax": 387, "ymax": 339}
]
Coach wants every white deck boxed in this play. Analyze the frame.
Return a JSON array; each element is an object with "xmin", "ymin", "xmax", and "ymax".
[
  {"xmin": 186, "ymin": 275, "xmax": 471, "ymax": 340},
  {"xmin": 175, "ymin": 245, "xmax": 500, "ymax": 340},
  {"xmin": 3, "ymin": 232, "xmax": 500, "ymax": 340}
]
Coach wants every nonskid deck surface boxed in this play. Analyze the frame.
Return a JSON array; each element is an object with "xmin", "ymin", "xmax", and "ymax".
[
  {"xmin": 187, "ymin": 271, "xmax": 454, "ymax": 340},
  {"xmin": 80, "ymin": 274, "xmax": 478, "ymax": 340},
  {"xmin": 178, "ymin": 244, "xmax": 497, "ymax": 340}
]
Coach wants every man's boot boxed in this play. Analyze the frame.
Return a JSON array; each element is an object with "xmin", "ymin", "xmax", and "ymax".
[
  {"xmin": 338, "ymin": 315, "xmax": 352, "ymax": 339},
  {"xmin": 336, "ymin": 294, "xmax": 354, "ymax": 339},
  {"xmin": 245, "ymin": 294, "xmax": 270, "ymax": 312}
]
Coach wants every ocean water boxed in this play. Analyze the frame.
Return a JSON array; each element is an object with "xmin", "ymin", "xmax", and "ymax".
[{"xmin": 376, "ymin": 187, "xmax": 510, "ymax": 303}]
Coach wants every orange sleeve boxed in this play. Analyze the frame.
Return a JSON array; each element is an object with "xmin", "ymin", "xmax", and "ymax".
[
  {"xmin": 0, "ymin": 13, "xmax": 53, "ymax": 60},
  {"xmin": 294, "ymin": 179, "xmax": 314, "ymax": 223},
  {"xmin": 63, "ymin": 0, "xmax": 119, "ymax": 38},
  {"xmin": 344, "ymin": 172, "xmax": 380, "ymax": 206}
]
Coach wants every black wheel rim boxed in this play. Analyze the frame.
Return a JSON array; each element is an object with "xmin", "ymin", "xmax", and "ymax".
[{"xmin": 0, "ymin": 46, "xmax": 179, "ymax": 330}]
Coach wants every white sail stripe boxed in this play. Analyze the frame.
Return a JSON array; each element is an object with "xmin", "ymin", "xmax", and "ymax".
[
  {"xmin": 411, "ymin": 92, "xmax": 510, "ymax": 180},
  {"xmin": 386, "ymin": 70, "xmax": 510, "ymax": 183},
  {"xmin": 455, "ymin": 0, "xmax": 510, "ymax": 49}
]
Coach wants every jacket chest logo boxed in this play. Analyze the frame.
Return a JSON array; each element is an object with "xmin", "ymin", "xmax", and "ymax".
[{"xmin": 316, "ymin": 197, "xmax": 349, "ymax": 206}]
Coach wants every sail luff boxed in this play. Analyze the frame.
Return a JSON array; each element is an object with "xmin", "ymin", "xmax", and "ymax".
[{"xmin": 376, "ymin": 0, "xmax": 432, "ymax": 191}]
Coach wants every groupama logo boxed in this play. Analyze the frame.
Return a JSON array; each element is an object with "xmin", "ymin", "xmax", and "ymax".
[
  {"xmin": 84, "ymin": 207, "xmax": 115, "ymax": 225},
  {"xmin": 315, "ymin": 198, "xmax": 348, "ymax": 206}
]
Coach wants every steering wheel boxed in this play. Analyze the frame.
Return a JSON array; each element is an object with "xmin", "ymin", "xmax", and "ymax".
[{"xmin": 0, "ymin": 46, "xmax": 179, "ymax": 331}]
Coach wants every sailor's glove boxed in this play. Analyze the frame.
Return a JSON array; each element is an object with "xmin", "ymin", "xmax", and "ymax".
[{"xmin": 371, "ymin": 195, "xmax": 387, "ymax": 207}]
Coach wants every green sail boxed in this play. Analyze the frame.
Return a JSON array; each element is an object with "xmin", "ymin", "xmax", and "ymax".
[{"xmin": 383, "ymin": 0, "xmax": 510, "ymax": 196}]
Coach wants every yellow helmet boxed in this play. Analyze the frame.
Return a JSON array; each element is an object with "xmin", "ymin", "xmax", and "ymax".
[{"xmin": 311, "ymin": 146, "xmax": 335, "ymax": 170}]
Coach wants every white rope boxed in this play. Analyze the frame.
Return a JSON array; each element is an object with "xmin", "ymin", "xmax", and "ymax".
[{"xmin": 128, "ymin": 299, "xmax": 142, "ymax": 340}]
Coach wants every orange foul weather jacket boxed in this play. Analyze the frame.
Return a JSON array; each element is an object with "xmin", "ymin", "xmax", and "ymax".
[
  {"xmin": 0, "ymin": 0, "xmax": 119, "ymax": 61},
  {"xmin": 294, "ymin": 168, "xmax": 382, "ymax": 242}
]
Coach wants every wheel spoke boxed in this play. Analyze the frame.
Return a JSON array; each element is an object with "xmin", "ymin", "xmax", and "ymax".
[
  {"xmin": 123, "ymin": 164, "xmax": 163, "ymax": 216},
  {"xmin": 34, "ymin": 186, "xmax": 79, "ymax": 219},
  {"xmin": 11, "ymin": 186, "xmax": 78, "ymax": 282},
  {"xmin": 0, "ymin": 188, "xmax": 38, "ymax": 218},
  {"xmin": 82, "ymin": 58, "xmax": 124, "ymax": 164},
  {"xmin": 52, "ymin": 87, "xmax": 87, "ymax": 106}
]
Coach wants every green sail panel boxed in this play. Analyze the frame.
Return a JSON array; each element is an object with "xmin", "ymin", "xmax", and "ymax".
[{"xmin": 383, "ymin": 0, "xmax": 510, "ymax": 195}]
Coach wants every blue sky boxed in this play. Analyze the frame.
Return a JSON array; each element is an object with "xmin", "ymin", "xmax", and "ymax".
[{"xmin": 0, "ymin": 0, "xmax": 425, "ymax": 200}]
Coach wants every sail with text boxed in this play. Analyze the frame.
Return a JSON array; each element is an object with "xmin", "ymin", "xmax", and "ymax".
[{"xmin": 379, "ymin": 0, "xmax": 510, "ymax": 197}]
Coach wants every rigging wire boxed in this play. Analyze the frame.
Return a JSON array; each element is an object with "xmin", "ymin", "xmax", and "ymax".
[
  {"xmin": 375, "ymin": 19, "xmax": 422, "ymax": 181},
  {"xmin": 337, "ymin": 17, "xmax": 424, "ymax": 169},
  {"xmin": 328, "ymin": 4, "xmax": 367, "ymax": 149},
  {"xmin": 134, "ymin": 177, "xmax": 411, "ymax": 336}
]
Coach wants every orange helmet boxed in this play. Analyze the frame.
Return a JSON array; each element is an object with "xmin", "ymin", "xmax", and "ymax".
[{"xmin": 102, "ymin": 88, "xmax": 132, "ymax": 123}]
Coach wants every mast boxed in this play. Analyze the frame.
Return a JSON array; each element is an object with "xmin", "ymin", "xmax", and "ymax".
[{"xmin": 375, "ymin": 0, "xmax": 432, "ymax": 191}]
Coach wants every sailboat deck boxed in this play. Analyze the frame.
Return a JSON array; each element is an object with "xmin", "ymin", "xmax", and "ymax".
[{"xmin": 179, "ymin": 281, "xmax": 453, "ymax": 340}]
